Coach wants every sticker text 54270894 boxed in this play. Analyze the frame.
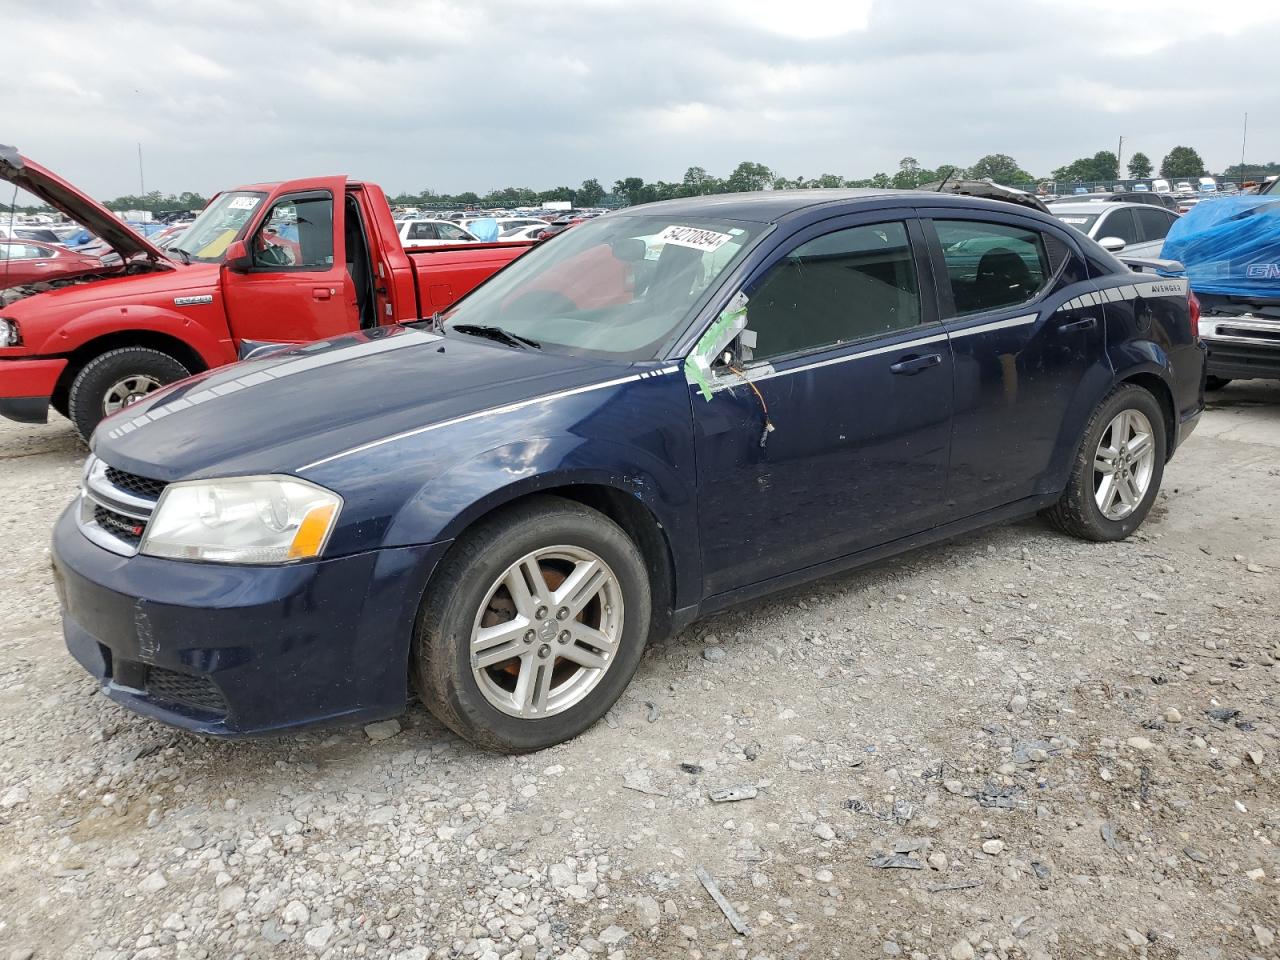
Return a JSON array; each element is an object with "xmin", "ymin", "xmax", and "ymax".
[{"xmin": 657, "ymin": 225, "xmax": 733, "ymax": 253}]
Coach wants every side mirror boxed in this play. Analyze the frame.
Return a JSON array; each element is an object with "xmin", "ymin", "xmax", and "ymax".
[
  {"xmin": 1099, "ymin": 237, "xmax": 1126, "ymax": 253},
  {"xmin": 224, "ymin": 239, "xmax": 253, "ymax": 272}
]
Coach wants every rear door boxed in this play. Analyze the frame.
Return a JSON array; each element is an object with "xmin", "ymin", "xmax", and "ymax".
[
  {"xmin": 1133, "ymin": 206, "xmax": 1179, "ymax": 256},
  {"xmin": 221, "ymin": 180, "xmax": 356, "ymax": 347},
  {"xmin": 692, "ymin": 212, "xmax": 955, "ymax": 595},
  {"xmin": 920, "ymin": 210, "xmax": 1103, "ymax": 516}
]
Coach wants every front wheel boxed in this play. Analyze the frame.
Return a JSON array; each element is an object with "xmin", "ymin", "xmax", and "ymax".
[
  {"xmin": 1043, "ymin": 384, "xmax": 1167, "ymax": 542},
  {"xmin": 67, "ymin": 347, "xmax": 191, "ymax": 443},
  {"xmin": 414, "ymin": 496, "xmax": 652, "ymax": 752}
]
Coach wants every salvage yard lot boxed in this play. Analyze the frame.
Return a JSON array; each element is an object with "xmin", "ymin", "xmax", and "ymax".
[{"xmin": 1, "ymin": 385, "xmax": 1278, "ymax": 960}]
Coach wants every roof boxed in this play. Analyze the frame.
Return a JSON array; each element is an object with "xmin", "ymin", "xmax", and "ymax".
[{"xmin": 610, "ymin": 188, "xmax": 954, "ymax": 223}]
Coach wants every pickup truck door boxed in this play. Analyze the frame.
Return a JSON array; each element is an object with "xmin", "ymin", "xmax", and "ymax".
[
  {"xmin": 691, "ymin": 213, "xmax": 955, "ymax": 596},
  {"xmin": 918, "ymin": 209, "xmax": 1103, "ymax": 517},
  {"xmin": 221, "ymin": 180, "xmax": 356, "ymax": 349}
]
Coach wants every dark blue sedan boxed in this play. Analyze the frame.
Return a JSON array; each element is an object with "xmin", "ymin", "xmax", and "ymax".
[{"xmin": 52, "ymin": 189, "xmax": 1206, "ymax": 751}]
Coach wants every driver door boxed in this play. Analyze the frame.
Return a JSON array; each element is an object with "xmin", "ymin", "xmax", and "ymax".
[{"xmin": 221, "ymin": 184, "xmax": 356, "ymax": 350}]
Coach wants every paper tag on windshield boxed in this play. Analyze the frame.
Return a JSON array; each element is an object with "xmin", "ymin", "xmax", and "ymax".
[
  {"xmin": 658, "ymin": 225, "xmax": 733, "ymax": 253},
  {"xmin": 228, "ymin": 196, "xmax": 260, "ymax": 211},
  {"xmin": 1058, "ymin": 217, "xmax": 1089, "ymax": 224}
]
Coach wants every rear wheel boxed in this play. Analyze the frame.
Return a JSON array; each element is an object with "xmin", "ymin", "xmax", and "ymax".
[
  {"xmin": 1044, "ymin": 384, "xmax": 1166, "ymax": 542},
  {"xmin": 414, "ymin": 496, "xmax": 651, "ymax": 752},
  {"xmin": 67, "ymin": 347, "xmax": 190, "ymax": 443},
  {"xmin": 1204, "ymin": 376, "xmax": 1232, "ymax": 391}
]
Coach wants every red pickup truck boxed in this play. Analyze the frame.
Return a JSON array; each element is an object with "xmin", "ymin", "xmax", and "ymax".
[{"xmin": 0, "ymin": 146, "xmax": 532, "ymax": 439}]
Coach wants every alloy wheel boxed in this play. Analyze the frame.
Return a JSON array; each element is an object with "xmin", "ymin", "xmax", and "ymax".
[
  {"xmin": 102, "ymin": 374, "xmax": 163, "ymax": 415},
  {"xmin": 1093, "ymin": 408, "xmax": 1156, "ymax": 520},
  {"xmin": 470, "ymin": 545, "xmax": 623, "ymax": 718}
]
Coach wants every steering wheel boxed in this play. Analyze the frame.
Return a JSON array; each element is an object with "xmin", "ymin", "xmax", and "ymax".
[{"xmin": 255, "ymin": 239, "xmax": 296, "ymax": 267}]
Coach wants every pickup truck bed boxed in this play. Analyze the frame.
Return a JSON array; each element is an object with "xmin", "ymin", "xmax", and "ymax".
[{"xmin": 406, "ymin": 241, "xmax": 533, "ymax": 314}]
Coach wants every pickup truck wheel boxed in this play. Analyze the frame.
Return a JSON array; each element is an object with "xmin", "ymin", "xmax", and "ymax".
[
  {"xmin": 67, "ymin": 347, "xmax": 191, "ymax": 443},
  {"xmin": 414, "ymin": 495, "xmax": 651, "ymax": 753},
  {"xmin": 1204, "ymin": 376, "xmax": 1232, "ymax": 391},
  {"xmin": 1043, "ymin": 384, "xmax": 1166, "ymax": 542}
]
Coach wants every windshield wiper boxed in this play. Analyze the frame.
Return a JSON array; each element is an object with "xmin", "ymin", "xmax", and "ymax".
[
  {"xmin": 169, "ymin": 246, "xmax": 191, "ymax": 265},
  {"xmin": 451, "ymin": 323, "xmax": 541, "ymax": 350}
]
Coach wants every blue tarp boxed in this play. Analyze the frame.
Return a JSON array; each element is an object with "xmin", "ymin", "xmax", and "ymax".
[
  {"xmin": 467, "ymin": 218, "xmax": 500, "ymax": 242},
  {"xmin": 1161, "ymin": 195, "xmax": 1280, "ymax": 297}
]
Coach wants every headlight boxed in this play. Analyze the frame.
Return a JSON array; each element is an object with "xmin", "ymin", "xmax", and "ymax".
[
  {"xmin": 140, "ymin": 476, "xmax": 343, "ymax": 564},
  {"xmin": 0, "ymin": 318, "xmax": 20, "ymax": 348}
]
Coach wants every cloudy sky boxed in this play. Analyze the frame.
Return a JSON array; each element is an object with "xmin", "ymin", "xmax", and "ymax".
[{"xmin": 7, "ymin": 0, "xmax": 1279, "ymax": 200}]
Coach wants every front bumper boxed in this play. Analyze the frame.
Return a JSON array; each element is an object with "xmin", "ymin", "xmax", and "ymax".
[
  {"xmin": 1201, "ymin": 314, "xmax": 1280, "ymax": 382},
  {"xmin": 51, "ymin": 505, "xmax": 450, "ymax": 736},
  {"xmin": 0, "ymin": 357, "xmax": 68, "ymax": 423}
]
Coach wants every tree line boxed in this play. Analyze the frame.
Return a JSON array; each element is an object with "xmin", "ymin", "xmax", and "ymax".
[{"xmin": 5, "ymin": 148, "xmax": 1278, "ymax": 217}]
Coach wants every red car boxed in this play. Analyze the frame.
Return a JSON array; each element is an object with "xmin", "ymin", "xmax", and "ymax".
[{"xmin": 0, "ymin": 239, "xmax": 104, "ymax": 289}]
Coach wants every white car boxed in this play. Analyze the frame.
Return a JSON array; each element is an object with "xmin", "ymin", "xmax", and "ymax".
[
  {"xmin": 499, "ymin": 223, "xmax": 551, "ymax": 242},
  {"xmin": 462, "ymin": 216, "xmax": 549, "ymax": 235},
  {"xmin": 397, "ymin": 219, "xmax": 479, "ymax": 247},
  {"xmin": 1050, "ymin": 201, "xmax": 1180, "ymax": 258}
]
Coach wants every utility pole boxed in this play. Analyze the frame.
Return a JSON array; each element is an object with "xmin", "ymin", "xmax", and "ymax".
[
  {"xmin": 1240, "ymin": 113, "xmax": 1248, "ymax": 181},
  {"xmin": 1116, "ymin": 136, "xmax": 1124, "ymax": 181},
  {"xmin": 137, "ymin": 142, "xmax": 145, "ymax": 196}
]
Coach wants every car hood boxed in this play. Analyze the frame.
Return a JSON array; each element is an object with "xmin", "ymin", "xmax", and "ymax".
[
  {"xmin": 0, "ymin": 145, "xmax": 172, "ymax": 265},
  {"xmin": 92, "ymin": 325, "xmax": 613, "ymax": 481}
]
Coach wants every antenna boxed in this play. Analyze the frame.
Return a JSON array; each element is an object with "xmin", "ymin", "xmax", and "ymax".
[{"xmin": 1240, "ymin": 113, "xmax": 1248, "ymax": 180}]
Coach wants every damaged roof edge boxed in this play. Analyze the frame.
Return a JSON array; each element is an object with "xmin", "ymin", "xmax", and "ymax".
[
  {"xmin": 0, "ymin": 143, "xmax": 172, "ymax": 264},
  {"xmin": 916, "ymin": 178, "xmax": 1051, "ymax": 215}
]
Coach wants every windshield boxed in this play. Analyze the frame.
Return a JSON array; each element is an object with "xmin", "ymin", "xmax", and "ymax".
[
  {"xmin": 171, "ymin": 191, "xmax": 267, "ymax": 262},
  {"xmin": 440, "ymin": 214, "xmax": 765, "ymax": 360},
  {"xmin": 1055, "ymin": 213, "xmax": 1101, "ymax": 234}
]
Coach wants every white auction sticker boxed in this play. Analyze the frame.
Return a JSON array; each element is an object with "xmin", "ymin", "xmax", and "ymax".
[
  {"xmin": 228, "ymin": 196, "xmax": 261, "ymax": 210},
  {"xmin": 1057, "ymin": 217, "xmax": 1089, "ymax": 224},
  {"xmin": 657, "ymin": 225, "xmax": 733, "ymax": 252}
]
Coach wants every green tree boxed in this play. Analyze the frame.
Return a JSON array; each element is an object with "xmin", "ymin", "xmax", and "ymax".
[
  {"xmin": 1127, "ymin": 152, "xmax": 1153, "ymax": 179},
  {"xmin": 680, "ymin": 166, "xmax": 721, "ymax": 195},
  {"xmin": 967, "ymin": 154, "xmax": 1034, "ymax": 184},
  {"xmin": 869, "ymin": 172, "xmax": 892, "ymax": 188},
  {"xmin": 813, "ymin": 173, "xmax": 844, "ymax": 189},
  {"xmin": 1160, "ymin": 146, "xmax": 1205, "ymax": 178},
  {"xmin": 1052, "ymin": 151, "xmax": 1119, "ymax": 183},
  {"xmin": 724, "ymin": 161, "xmax": 773, "ymax": 193},
  {"xmin": 577, "ymin": 178, "xmax": 605, "ymax": 206}
]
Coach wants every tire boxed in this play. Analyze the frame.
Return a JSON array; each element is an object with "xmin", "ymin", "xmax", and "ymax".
[
  {"xmin": 1043, "ymin": 384, "xmax": 1167, "ymax": 542},
  {"xmin": 414, "ymin": 495, "xmax": 652, "ymax": 752},
  {"xmin": 1204, "ymin": 376, "xmax": 1232, "ymax": 391},
  {"xmin": 67, "ymin": 347, "xmax": 191, "ymax": 443}
]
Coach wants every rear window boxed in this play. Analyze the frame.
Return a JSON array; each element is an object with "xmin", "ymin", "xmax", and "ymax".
[{"xmin": 1056, "ymin": 214, "xmax": 1101, "ymax": 233}]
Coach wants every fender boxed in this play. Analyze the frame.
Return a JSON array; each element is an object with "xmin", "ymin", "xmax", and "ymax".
[
  {"xmin": 43, "ymin": 303, "xmax": 236, "ymax": 369},
  {"xmin": 382, "ymin": 434, "xmax": 702, "ymax": 607}
]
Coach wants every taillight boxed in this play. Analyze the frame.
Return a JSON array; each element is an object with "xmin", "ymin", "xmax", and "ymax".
[{"xmin": 1188, "ymin": 291, "xmax": 1201, "ymax": 340}]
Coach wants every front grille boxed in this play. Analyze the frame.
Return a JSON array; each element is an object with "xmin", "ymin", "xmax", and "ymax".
[
  {"xmin": 104, "ymin": 466, "xmax": 168, "ymax": 500},
  {"xmin": 91, "ymin": 504, "xmax": 145, "ymax": 546},
  {"xmin": 147, "ymin": 667, "xmax": 227, "ymax": 714},
  {"xmin": 78, "ymin": 456, "xmax": 165, "ymax": 556}
]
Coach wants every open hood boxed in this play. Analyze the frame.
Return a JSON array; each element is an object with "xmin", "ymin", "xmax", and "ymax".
[
  {"xmin": 0, "ymin": 144, "xmax": 172, "ymax": 264},
  {"xmin": 916, "ymin": 178, "xmax": 1051, "ymax": 215}
]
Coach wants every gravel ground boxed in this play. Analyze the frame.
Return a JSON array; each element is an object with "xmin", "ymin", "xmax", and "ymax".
[{"xmin": 1, "ymin": 382, "xmax": 1278, "ymax": 960}]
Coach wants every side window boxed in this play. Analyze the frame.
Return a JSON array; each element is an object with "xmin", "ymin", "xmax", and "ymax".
[
  {"xmin": 1135, "ymin": 208, "xmax": 1175, "ymax": 243},
  {"xmin": 253, "ymin": 194, "xmax": 333, "ymax": 269},
  {"xmin": 438, "ymin": 223, "xmax": 471, "ymax": 242},
  {"xmin": 935, "ymin": 220, "xmax": 1050, "ymax": 316},
  {"xmin": 746, "ymin": 221, "xmax": 921, "ymax": 362},
  {"xmin": 407, "ymin": 222, "xmax": 436, "ymax": 241},
  {"xmin": 1098, "ymin": 208, "xmax": 1140, "ymax": 245}
]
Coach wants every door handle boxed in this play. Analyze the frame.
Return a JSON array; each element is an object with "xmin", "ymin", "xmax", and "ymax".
[
  {"xmin": 312, "ymin": 287, "xmax": 333, "ymax": 301},
  {"xmin": 889, "ymin": 353, "xmax": 942, "ymax": 376},
  {"xmin": 1057, "ymin": 317, "xmax": 1097, "ymax": 333}
]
